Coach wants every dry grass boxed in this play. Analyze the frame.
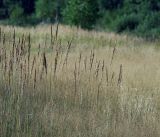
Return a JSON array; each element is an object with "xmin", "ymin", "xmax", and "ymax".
[{"xmin": 0, "ymin": 24, "xmax": 160, "ymax": 137}]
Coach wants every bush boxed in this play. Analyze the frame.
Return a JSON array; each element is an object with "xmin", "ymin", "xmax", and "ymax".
[
  {"xmin": 136, "ymin": 12, "xmax": 160, "ymax": 39},
  {"xmin": 146, "ymin": 12, "xmax": 160, "ymax": 28},
  {"xmin": 100, "ymin": 0, "xmax": 123, "ymax": 10},
  {"xmin": 0, "ymin": 8, "xmax": 7, "ymax": 19},
  {"xmin": 115, "ymin": 14, "xmax": 140, "ymax": 33},
  {"xmin": 22, "ymin": 15, "xmax": 41, "ymax": 26},
  {"xmin": 63, "ymin": 0, "xmax": 99, "ymax": 29},
  {"xmin": 35, "ymin": 0, "xmax": 56, "ymax": 22},
  {"xmin": 9, "ymin": 4, "xmax": 24, "ymax": 25},
  {"xmin": 95, "ymin": 10, "xmax": 119, "ymax": 31}
]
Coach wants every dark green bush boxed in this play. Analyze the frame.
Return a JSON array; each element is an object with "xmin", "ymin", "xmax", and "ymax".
[
  {"xmin": 136, "ymin": 12, "xmax": 160, "ymax": 39},
  {"xmin": 62, "ymin": 0, "xmax": 99, "ymax": 29},
  {"xmin": 0, "ymin": 8, "xmax": 7, "ymax": 19},
  {"xmin": 35, "ymin": 0, "xmax": 56, "ymax": 22},
  {"xmin": 115, "ymin": 14, "xmax": 140, "ymax": 33},
  {"xmin": 100, "ymin": 0, "xmax": 123, "ymax": 10},
  {"xmin": 95, "ymin": 10, "xmax": 119, "ymax": 31},
  {"xmin": 146, "ymin": 12, "xmax": 160, "ymax": 28},
  {"xmin": 9, "ymin": 4, "xmax": 24, "ymax": 25}
]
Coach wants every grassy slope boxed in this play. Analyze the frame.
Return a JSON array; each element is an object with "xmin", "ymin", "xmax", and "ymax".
[{"xmin": 0, "ymin": 24, "xmax": 160, "ymax": 137}]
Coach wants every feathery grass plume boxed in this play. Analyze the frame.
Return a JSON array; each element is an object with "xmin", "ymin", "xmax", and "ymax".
[
  {"xmin": 84, "ymin": 56, "xmax": 87, "ymax": 72},
  {"xmin": 12, "ymin": 40, "xmax": 15, "ymax": 59},
  {"xmin": 106, "ymin": 67, "xmax": 109, "ymax": 85},
  {"xmin": 110, "ymin": 46, "xmax": 116, "ymax": 65},
  {"xmin": 58, "ymin": 39, "xmax": 62, "ymax": 62},
  {"xmin": 16, "ymin": 42, "xmax": 19, "ymax": 56},
  {"xmin": 97, "ymin": 81, "xmax": 101, "ymax": 107},
  {"xmin": 20, "ymin": 63, "xmax": 23, "ymax": 84},
  {"xmin": 62, "ymin": 39, "xmax": 72, "ymax": 69},
  {"xmin": 0, "ymin": 47, "xmax": 4, "ymax": 63},
  {"xmin": 0, "ymin": 27, "xmax": 1, "ymax": 42},
  {"xmin": 38, "ymin": 44, "xmax": 41, "ymax": 56},
  {"xmin": 27, "ymin": 34, "xmax": 31, "ymax": 75},
  {"xmin": 54, "ymin": 48, "xmax": 59, "ymax": 79},
  {"xmin": 13, "ymin": 29, "xmax": 15, "ymax": 44},
  {"xmin": 55, "ymin": 22, "xmax": 59, "ymax": 41},
  {"xmin": 74, "ymin": 62, "xmax": 77, "ymax": 98},
  {"xmin": 89, "ymin": 50, "xmax": 95, "ymax": 72},
  {"xmin": 31, "ymin": 56, "xmax": 36, "ymax": 75},
  {"xmin": 43, "ymin": 52, "xmax": 47, "ymax": 75},
  {"xmin": 111, "ymin": 72, "xmax": 115, "ymax": 84},
  {"xmin": 44, "ymin": 34, "xmax": 47, "ymax": 49},
  {"xmin": 18, "ymin": 37, "xmax": 21, "ymax": 45},
  {"xmin": 9, "ymin": 63, "xmax": 13, "ymax": 85},
  {"xmin": 101, "ymin": 60, "xmax": 105, "ymax": 79},
  {"xmin": 24, "ymin": 59, "xmax": 27, "ymax": 81},
  {"xmin": 19, "ymin": 34, "xmax": 25, "ymax": 57},
  {"xmin": 49, "ymin": 59, "xmax": 53, "ymax": 91},
  {"xmin": 20, "ymin": 67, "xmax": 25, "ymax": 93},
  {"xmin": 8, "ymin": 69, "xmax": 11, "ymax": 87},
  {"xmin": 9, "ymin": 54, "xmax": 13, "ymax": 74},
  {"xmin": 78, "ymin": 52, "xmax": 82, "ymax": 75},
  {"xmin": 28, "ymin": 33, "xmax": 31, "ymax": 56},
  {"xmin": 0, "ymin": 53, "xmax": 1, "ymax": 64},
  {"xmin": 21, "ymin": 34, "xmax": 25, "ymax": 45},
  {"xmin": 4, "ymin": 49, "xmax": 7, "ymax": 75},
  {"xmin": 34, "ymin": 69, "xmax": 37, "ymax": 89},
  {"xmin": 20, "ymin": 42, "xmax": 24, "ymax": 57},
  {"xmin": 3, "ymin": 33, "xmax": 5, "ymax": 45},
  {"xmin": 95, "ymin": 60, "xmax": 100, "ymax": 79},
  {"xmin": 16, "ymin": 46, "xmax": 20, "ymax": 64},
  {"xmin": 51, "ymin": 25, "xmax": 53, "ymax": 46},
  {"xmin": 118, "ymin": 64, "xmax": 123, "ymax": 86},
  {"xmin": 1, "ymin": 48, "xmax": 4, "ymax": 69},
  {"xmin": 102, "ymin": 60, "xmax": 105, "ymax": 72}
]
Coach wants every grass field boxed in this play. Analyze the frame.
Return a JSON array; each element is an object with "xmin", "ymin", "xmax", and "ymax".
[{"xmin": 0, "ymin": 24, "xmax": 160, "ymax": 137}]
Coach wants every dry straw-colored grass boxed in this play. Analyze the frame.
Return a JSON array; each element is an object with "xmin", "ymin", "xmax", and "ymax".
[{"xmin": 0, "ymin": 24, "xmax": 160, "ymax": 137}]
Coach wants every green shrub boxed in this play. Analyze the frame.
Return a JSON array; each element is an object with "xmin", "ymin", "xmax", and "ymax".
[
  {"xmin": 99, "ymin": 0, "xmax": 123, "ymax": 10},
  {"xmin": 0, "ymin": 8, "xmax": 7, "ymax": 19},
  {"xmin": 9, "ymin": 4, "xmax": 24, "ymax": 25},
  {"xmin": 62, "ymin": 0, "xmax": 99, "ymax": 29},
  {"xmin": 115, "ymin": 14, "xmax": 140, "ymax": 33},
  {"xmin": 35, "ymin": 0, "xmax": 56, "ymax": 22},
  {"xmin": 95, "ymin": 10, "xmax": 119, "ymax": 31},
  {"xmin": 146, "ymin": 12, "xmax": 160, "ymax": 28},
  {"xmin": 135, "ymin": 12, "xmax": 160, "ymax": 39}
]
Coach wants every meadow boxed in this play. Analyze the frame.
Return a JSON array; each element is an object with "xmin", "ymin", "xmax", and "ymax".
[{"xmin": 0, "ymin": 24, "xmax": 160, "ymax": 137}]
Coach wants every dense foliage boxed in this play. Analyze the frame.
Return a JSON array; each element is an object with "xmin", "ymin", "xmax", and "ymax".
[
  {"xmin": 0, "ymin": 0, "xmax": 159, "ymax": 38},
  {"xmin": 62, "ymin": 0, "xmax": 99, "ymax": 29}
]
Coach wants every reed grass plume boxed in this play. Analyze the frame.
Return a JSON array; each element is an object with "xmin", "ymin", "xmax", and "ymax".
[{"xmin": 0, "ymin": 24, "xmax": 160, "ymax": 137}]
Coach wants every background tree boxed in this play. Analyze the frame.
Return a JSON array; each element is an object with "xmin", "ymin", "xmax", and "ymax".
[
  {"xmin": 21, "ymin": 0, "xmax": 35, "ymax": 15},
  {"xmin": 99, "ymin": 0, "xmax": 123, "ymax": 10},
  {"xmin": 1, "ymin": 0, "xmax": 24, "ymax": 24},
  {"xmin": 0, "ymin": 1, "xmax": 7, "ymax": 19},
  {"xmin": 9, "ymin": 4, "xmax": 24, "ymax": 24},
  {"xmin": 35, "ymin": 0, "xmax": 56, "ymax": 22},
  {"xmin": 63, "ymin": 0, "xmax": 99, "ymax": 29}
]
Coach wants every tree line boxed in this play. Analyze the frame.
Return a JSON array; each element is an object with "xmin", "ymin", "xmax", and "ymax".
[{"xmin": 0, "ymin": 0, "xmax": 160, "ymax": 38}]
